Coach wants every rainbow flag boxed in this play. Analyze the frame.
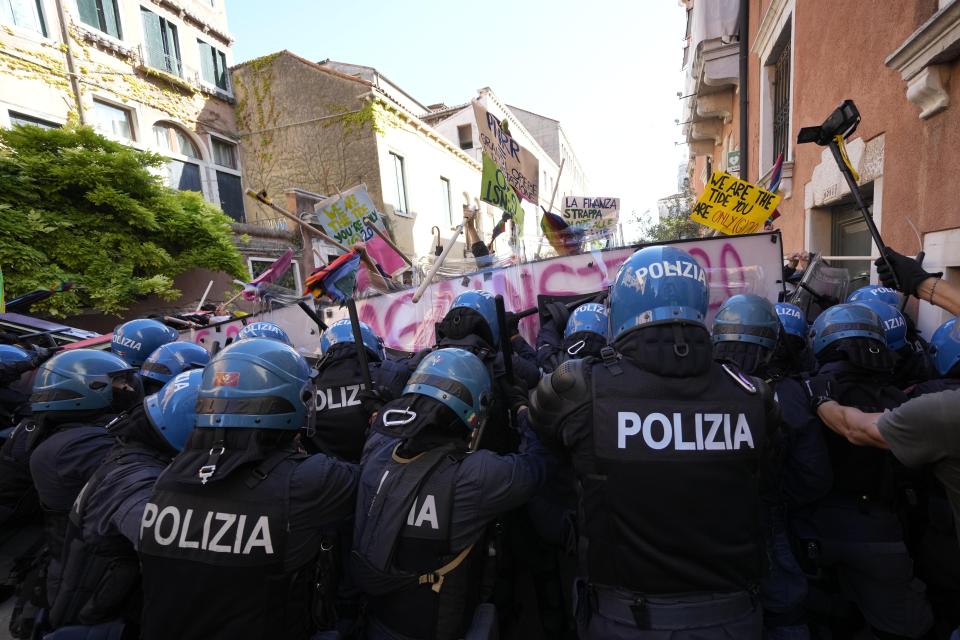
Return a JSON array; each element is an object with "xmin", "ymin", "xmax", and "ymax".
[
  {"xmin": 304, "ymin": 251, "xmax": 361, "ymax": 303},
  {"xmin": 540, "ymin": 208, "xmax": 583, "ymax": 256},
  {"xmin": 767, "ymin": 152, "xmax": 785, "ymax": 223}
]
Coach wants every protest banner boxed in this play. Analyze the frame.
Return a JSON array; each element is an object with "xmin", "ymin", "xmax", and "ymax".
[
  {"xmin": 481, "ymin": 152, "xmax": 524, "ymax": 230},
  {"xmin": 562, "ymin": 196, "xmax": 620, "ymax": 232},
  {"xmin": 472, "ymin": 100, "xmax": 539, "ymax": 204},
  {"xmin": 314, "ymin": 185, "xmax": 384, "ymax": 247},
  {"xmin": 690, "ymin": 171, "xmax": 782, "ymax": 236}
]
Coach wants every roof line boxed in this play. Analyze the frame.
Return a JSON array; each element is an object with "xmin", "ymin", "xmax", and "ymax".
[
  {"xmin": 319, "ymin": 59, "xmax": 429, "ymax": 113},
  {"xmin": 506, "ymin": 104, "xmax": 559, "ymax": 123},
  {"xmin": 231, "ymin": 50, "xmax": 372, "ymax": 87}
]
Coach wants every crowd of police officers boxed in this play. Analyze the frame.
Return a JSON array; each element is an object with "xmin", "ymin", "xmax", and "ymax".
[{"xmin": 0, "ymin": 243, "xmax": 958, "ymax": 640}]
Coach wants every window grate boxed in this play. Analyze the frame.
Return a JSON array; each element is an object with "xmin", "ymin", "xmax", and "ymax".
[{"xmin": 772, "ymin": 42, "xmax": 791, "ymax": 163}]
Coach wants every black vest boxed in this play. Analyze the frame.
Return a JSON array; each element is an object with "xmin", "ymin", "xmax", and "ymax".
[
  {"xmin": 585, "ymin": 358, "xmax": 767, "ymax": 594},
  {"xmin": 309, "ymin": 354, "xmax": 370, "ymax": 462},
  {"xmin": 139, "ymin": 449, "xmax": 313, "ymax": 640},
  {"xmin": 353, "ymin": 444, "xmax": 478, "ymax": 640},
  {"xmin": 818, "ymin": 363, "xmax": 909, "ymax": 503},
  {"xmin": 50, "ymin": 446, "xmax": 166, "ymax": 628}
]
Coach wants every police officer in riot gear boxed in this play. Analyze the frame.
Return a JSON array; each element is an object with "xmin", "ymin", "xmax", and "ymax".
[
  {"xmin": 712, "ymin": 294, "xmax": 781, "ymax": 378},
  {"xmin": 308, "ymin": 319, "xmax": 410, "ymax": 463},
  {"xmin": 236, "ymin": 321, "xmax": 293, "ymax": 345},
  {"xmin": 529, "ymin": 245, "xmax": 780, "ymax": 639},
  {"xmin": 110, "ymin": 319, "xmax": 178, "ymax": 368},
  {"xmin": 537, "ymin": 302, "xmax": 609, "ymax": 373},
  {"xmin": 23, "ymin": 349, "xmax": 142, "ymax": 633},
  {"xmin": 0, "ymin": 344, "xmax": 40, "ymax": 428},
  {"xmin": 923, "ymin": 318, "xmax": 960, "ymax": 394},
  {"xmin": 769, "ymin": 302, "xmax": 816, "ymax": 378},
  {"xmin": 139, "ymin": 338, "xmax": 358, "ymax": 640},
  {"xmin": 48, "ymin": 369, "xmax": 202, "ymax": 635},
  {"xmin": 352, "ymin": 347, "xmax": 547, "ymax": 640},
  {"xmin": 139, "ymin": 341, "xmax": 209, "ymax": 395},
  {"xmin": 800, "ymin": 304, "xmax": 934, "ymax": 638}
]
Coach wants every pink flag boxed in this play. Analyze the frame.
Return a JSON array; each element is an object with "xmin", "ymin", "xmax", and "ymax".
[
  {"xmin": 365, "ymin": 233, "xmax": 407, "ymax": 276},
  {"xmin": 242, "ymin": 248, "xmax": 294, "ymax": 301}
]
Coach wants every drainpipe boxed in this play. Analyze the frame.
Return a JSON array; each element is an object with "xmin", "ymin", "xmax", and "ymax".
[
  {"xmin": 53, "ymin": 0, "xmax": 85, "ymax": 124},
  {"xmin": 738, "ymin": 0, "xmax": 748, "ymax": 180}
]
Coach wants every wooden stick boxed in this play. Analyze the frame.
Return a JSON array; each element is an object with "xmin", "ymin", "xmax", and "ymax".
[
  {"xmin": 196, "ymin": 280, "xmax": 214, "ymax": 312},
  {"xmin": 245, "ymin": 188, "xmax": 351, "ymax": 253},
  {"xmin": 363, "ymin": 219, "xmax": 414, "ymax": 267},
  {"xmin": 546, "ymin": 157, "xmax": 566, "ymax": 214},
  {"xmin": 412, "ymin": 224, "xmax": 463, "ymax": 303},
  {"xmin": 220, "ymin": 288, "xmax": 245, "ymax": 309}
]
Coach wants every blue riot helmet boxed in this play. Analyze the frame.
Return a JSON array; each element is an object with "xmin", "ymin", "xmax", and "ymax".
[
  {"xmin": 564, "ymin": 303, "xmax": 609, "ymax": 340},
  {"xmin": 929, "ymin": 318, "xmax": 960, "ymax": 377},
  {"xmin": 144, "ymin": 369, "xmax": 202, "ymax": 452},
  {"xmin": 111, "ymin": 319, "xmax": 178, "ymax": 368},
  {"xmin": 319, "ymin": 319, "xmax": 385, "ymax": 362},
  {"xmin": 140, "ymin": 342, "xmax": 210, "ymax": 390},
  {"xmin": 846, "ymin": 285, "xmax": 902, "ymax": 307},
  {"xmin": 236, "ymin": 321, "xmax": 292, "ymax": 346},
  {"xmin": 31, "ymin": 349, "xmax": 142, "ymax": 414},
  {"xmin": 195, "ymin": 338, "xmax": 312, "ymax": 430},
  {"xmin": 0, "ymin": 344, "xmax": 32, "ymax": 366},
  {"xmin": 775, "ymin": 302, "xmax": 808, "ymax": 339},
  {"xmin": 851, "ymin": 300, "xmax": 907, "ymax": 351},
  {"xmin": 397, "ymin": 348, "xmax": 491, "ymax": 430},
  {"xmin": 609, "ymin": 245, "xmax": 709, "ymax": 340},
  {"xmin": 438, "ymin": 290, "xmax": 500, "ymax": 347},
  {"xmin": 712, "ymin": 295, "xmax": 780, "ymax": 350},
  {"xmin": 809, "ymin": 303, "xmax": 886, "ymax": 356}
]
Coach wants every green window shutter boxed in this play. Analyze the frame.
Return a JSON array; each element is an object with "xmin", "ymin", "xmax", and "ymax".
[
  {"xmin": 198, "ymin": 40, "xmax": 214, "ymax": 85},
  {"xmin": 101, "ymin": 0, "xmax": 120, "ymax": 38},
  {"xmin": 76, "ymin": 0, "xmax": 98, "ymax": 29},
  {"xmin": 216, "ymin": 49, "xmax": 227, "ymax": 90},
  {"xmin": 141, "ymin": 8, "xmax": 164, "ymax": 70},
  {"xmin": 164, "ymin": 20, "xmax": 181, "ymax": 75}
]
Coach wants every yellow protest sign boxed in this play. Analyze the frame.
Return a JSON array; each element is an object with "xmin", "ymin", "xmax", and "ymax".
[{"xmin": 690, "ymin": 171, "xmax": 782, "ymax": 236}]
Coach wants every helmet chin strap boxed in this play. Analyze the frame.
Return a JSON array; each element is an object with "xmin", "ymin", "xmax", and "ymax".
[{"xmin": 672, "ymin": 323, "xmax": 690, "ymax": 358}]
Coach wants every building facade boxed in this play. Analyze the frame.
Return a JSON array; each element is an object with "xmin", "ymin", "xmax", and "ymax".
[
  {"xmin": 0, "ymin": 0, "xmax": 245, "ymax": 221},
  {"xmin": 681, "ymin": 0, "xmax": 960, "ymax": 336},
  {"xmin": 508, "ymin": 104, "xmax": 590, "ymax": 206}
]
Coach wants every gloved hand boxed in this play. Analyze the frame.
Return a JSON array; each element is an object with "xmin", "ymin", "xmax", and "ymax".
[
  {"xmin": 803, "ymin": 375, "xmax": 836, "ymax": 412},
  {"xmin": 875, "ymin": 248, "xmax": 941, "ymax": 296},
  {"xmin": 503, "ymin": 311, "xmax": 521, "ymax": 338},
  {"xmin": 544, "ymin": 301, "xmax": 570, "ymax": 329},
  {"xmin": 502, "ymin": 381, "xmax": 530, "ymax": 422},
  {"xmin": 358, "ymin": 385, "xmax": 394, "ymax": 417},
  {"xmin": 29, "ymin": 345, "xmax": 56, "ymax": 365}
]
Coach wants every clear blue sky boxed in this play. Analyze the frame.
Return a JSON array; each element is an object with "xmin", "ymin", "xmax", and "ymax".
[{"xmin": 228, "ymin": 0, "xmax": 688, "ymax": 240}]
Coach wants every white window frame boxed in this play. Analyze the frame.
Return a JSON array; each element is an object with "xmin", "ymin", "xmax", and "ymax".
[
  {"xmin": 208, "ymin": 133, "xmax": 241, "ymax": 173},
  {"xmin": 196, "ymin": 37, "xmax": 233, "ymax": 97},
  {"xmin": 71, "ymin": 0, "xmax": 126, "ymax": 46},
  {"xmin": 1, "ymin": 0, "xmax": 51, "ymax": 40},
  {"xmin": 90, "ymin": 95, "xmax": 138, "ymax": 143},
  {"xmin": 1, "ymin": 103, "xmax": 65, "ymax": 129},
  {"xmin": 207, "ymin": 133, "xmax": 243, "ymax": 221},
  {"xmin": 754, "ymin": 0, "xmax": 795, "ymax": 177},
  {"xmin": 387, "ymin": 150, "xmax": 411, "ymax": 217},
  {"xmin": 246, "ymin": 257, "xmax": 302, "ymax": 293}
]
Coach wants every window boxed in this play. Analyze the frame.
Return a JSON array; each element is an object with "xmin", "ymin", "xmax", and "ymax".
[
  {"xmin": 76, "ymin": 0, "xmax": 120, "ymax": 39},
  {"xmin": 829, "ymin": 201, "xmax": 873, "ymax": 288},
  {"xmin": 198, "ymin": 39, "xmax": 229, "ymax": 92},
  {"xmin": 211, "ymin": 137, "xmax": 238, "ymax": 169},
  {"xmin": 1, "ymin": 0, "xmax": 45, "ymax": 35},
  {"xmin": 388, "ymin": 152, "xmax": 408, "ymax": 213},
  {"xmin": 216, "ymin": 171, "xmax": 244, "ymax": 221},
  {"xmin": 152, "ymin": 122, "xmax": 199, "ymax": 158},
  {"xmin": 440, "ymin": 177, "xmax": 452, "ymax": 225},
  {"xmin": 164, "ymin": 159, "xmax": 201, "ymax": 193},
  {"xmin": 141, "ymin": 8, "xmax": 181, "ymax": 76},
  {"xmin": 457, "ymin": 124, "xmax": 472, "ymax": 150},
  {"xmin": 92, "ymin": 99, "xmax": 133, "ymax": 140},
  {"xmin": 771, "ymin": 40, "xmax": 791, "ymax": 164},
  {"xmin": 9, "ymin": 111, "xmax": 58, "ymax": 129}
]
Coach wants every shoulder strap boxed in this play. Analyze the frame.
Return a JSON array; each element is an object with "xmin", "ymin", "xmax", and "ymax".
[
  {"xmin": 246, "ymin": 447, "xmax": 305, "ymax": 489},
  {"xmin": 417, "ymin": 542, "xmax": 475, "ymax": 593},
  {"xmin": 599, "ymin": 346, "xmax": 622, "ymax": 375}
]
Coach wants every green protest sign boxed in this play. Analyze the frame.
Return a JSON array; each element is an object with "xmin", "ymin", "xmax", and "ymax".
[{"xmin": 481, "ymin": 151, "xmax": 523, "ymax": 230}]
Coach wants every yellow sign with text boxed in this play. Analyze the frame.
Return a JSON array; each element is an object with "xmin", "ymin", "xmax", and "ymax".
[{"xmin": 690, "ymin": 171, "xmax": 782, "ymax": 236}]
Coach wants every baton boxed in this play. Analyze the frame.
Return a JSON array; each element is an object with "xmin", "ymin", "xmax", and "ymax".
[
  {"xmin": 346, "ymin": 297, "xmax": 374, "ymax": 391},
  {"xmin": 297, "ymin": 300, "xmax": 328, "ymax": 332},
  {"xmin": 494, "ymin": 295, "xmax": 514, "ymax": 386}
]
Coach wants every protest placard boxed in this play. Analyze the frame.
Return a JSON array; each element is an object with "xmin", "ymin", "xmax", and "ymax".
[
  {"xmin": 314, "ymin": 185, "xmax": 384, "ymax": 247},
  {"xmin": 481, "ymin": 152, "xmax": 523, "ymax": 224},
  {"xmin": 689, "ymin": 171, "xmax": 782, "ymax": 236},
  {"xmin": 472, "ymin": 100, "xmax": 539, "ymax": 204},
  {"xmin": 562, "ymin": 196, "xmax": 620, "ymax": 232}
]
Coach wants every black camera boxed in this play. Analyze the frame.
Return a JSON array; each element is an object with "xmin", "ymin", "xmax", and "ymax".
[{"xmin": 797, "ymin": 100, "xmax": 860, "ymax": 146}]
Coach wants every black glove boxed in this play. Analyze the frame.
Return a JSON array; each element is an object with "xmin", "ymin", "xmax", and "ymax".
[
  {"xmin": 504, "ymin": 381, "xmax": 530, "ymax": 422},
  {"xmin": 358, "ymin": 385, "xmax": 394, "ymax": 416},
  {"xmin": 503, "ymin": 312, "xmax": 521, "ymax": 338},
  {"xmin": 544, "ymin": 301, "xmax": 570, "ymax": 329},
  {"xmin": 875, "ymin": 248, "xmax": 941, "ymax": 296},
  {"xmin": 803, "ymin": 375, "xmax": 836, "ymax": 412}
]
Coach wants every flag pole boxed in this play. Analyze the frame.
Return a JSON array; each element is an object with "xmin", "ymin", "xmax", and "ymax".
[
  {"xmin": 412, "ymin": 223, "xmax": 463, "ymax": 303},
  {"xmin": 545, "ymin": 158, "xmax": 566, "ymax": 214},
  {"xmin": 245, "ymin": 189, "xmax": 351, "ymax": 253},
  {"xmin": 196, "ymin": 280, "xmax": 214, "ymax": 312},
  {"xmin": 363, "ymin": 219, "xmax": 413, "ymax": 267}
]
